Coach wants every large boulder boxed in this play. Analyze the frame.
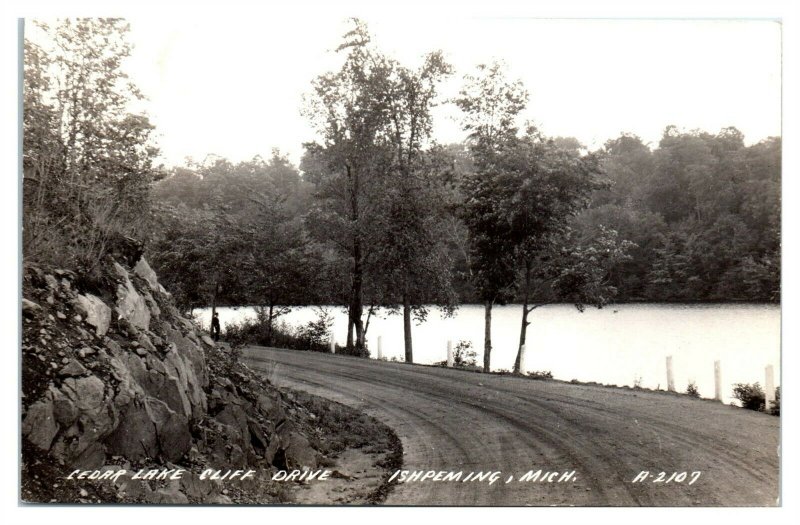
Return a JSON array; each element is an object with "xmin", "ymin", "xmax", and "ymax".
[
  {"xmin": 22, "ymin": 298, "xmax": 42, "ymax": 316},
  {"xmin": 134, "ymin": 257, "xmax": 169, "ymax": 295},
  {"xmin": 163, "ymin": 324, "xmax": 208, "ymax": 388},
  {"xmin": 22, "ymin": 396, "xmax": 58, "ymax": 451},
  {"xmin": 162, "ymin": 324, "xmax": 208, "ymax": 418},
  {"xmin": 51, "ymin": 386, "xmax": 80, "ymax": 427},
  {"xmin": 125, "ymin": 351, "xmax": 191, "ymax": 419},
  {"xmin": 74, "ymin": 294, "xmax": 111, "ymax": 336},
  {"xmin": 214, "ymin": 404, "xmax": 250, "ymax": 443},
  {"xmin": 152, "ymin": 485, "xmax": 190, "ymax": 505},
  {"xmin": 106, "ymin": 395, "xmax": 191, "ymax": 462},
  {"xmin": 50, "ymin": 376, "xmax": 116, "ymax": 466},
  {"xmin": 114, "ymin": 262, "xmax": 151, "ymax": 331},
  {"xmin": 106, "ymin": 397, "xmax": 159, "ymax": 460},
  {"xmin": 61, "ymin": 376, "xmax": 108, "ymax": 415},
  {"xmin": 276, "ymin": 422, "xmax": 318, "ymax": 470},
  {"xmin": 148, "ymin": 397, "xmax": 192, "ymax": 461},
  {"xmin": 257, "ymin": 392, "xmax": 286, "ymax": 425},
  {"xmin": 59, "ymin": 359, "xmax": 88, "ymax": 378}
]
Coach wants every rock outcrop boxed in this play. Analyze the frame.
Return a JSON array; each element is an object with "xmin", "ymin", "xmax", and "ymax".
[{"xmin": 21, "ymin": 254, "xmax": 324, "ymax": 504}]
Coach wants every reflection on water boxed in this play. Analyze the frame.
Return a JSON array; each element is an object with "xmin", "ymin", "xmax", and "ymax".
[{"xmin": 199, "ymin": 303, "xmax": 780, "ymax": 405}]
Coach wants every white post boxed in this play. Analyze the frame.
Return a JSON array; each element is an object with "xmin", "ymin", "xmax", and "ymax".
[
  {"xmin": 518, "ymin": 344, "xmax": 527, "ymax": 374},
  {"xmin": 330, "ymin": 336, "xmax": 336, "ymax": 354},
  {"xmin": 377, "ymin": 336, "xmax": 383, "ymax": 360},
  {"xmin": 765, "ymin": 365, "xmax": 775, "ymax": 410},
  {"xmin": 446, "ymin": 340, "xmax": 454, "ymax": 367},
  {"xmin": 666, "ymin": 355, "xmax": 675, "ymax": 392},
  {"xmin": 714, "ymin": 360, "xmax": 722, "ymax": 401}
]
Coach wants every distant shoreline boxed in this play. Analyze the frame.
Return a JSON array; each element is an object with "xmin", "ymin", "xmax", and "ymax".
[{"xmin": 196, "ymin": 300, "xmax": 781, "ymax": 311}]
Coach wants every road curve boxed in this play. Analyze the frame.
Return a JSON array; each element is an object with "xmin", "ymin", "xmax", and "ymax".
[{"xmin": 243, "ymin": 346, "xmax": 779, "ymax": 506}]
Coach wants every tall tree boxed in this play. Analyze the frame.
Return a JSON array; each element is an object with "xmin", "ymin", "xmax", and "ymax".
[
  {"xmin": 302, "ymin": 19, "xmax": 395, "ymax": 355},
  {"xmin": 496, "ymin": 131, "xmax": 630, "ymax": 373},
  {"xmin": 374, "ymin": 51, "xmax": 456, "ymax": 363},
  {"xmin": 370, "ymin": 150, "xmax": 458, "ymax": 362},
  {"xmin": 455, "ymin": 61, "xmax": 528, "ymax": 372},
  {"xmin": 303, "ymin": 20, "xmax": 459, "ymax": 358}
]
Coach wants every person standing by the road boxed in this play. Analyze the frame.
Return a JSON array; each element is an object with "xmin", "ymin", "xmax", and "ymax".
[{"xmin": 211, "ymin": 312, "xmax": 221, "ymax": 341}]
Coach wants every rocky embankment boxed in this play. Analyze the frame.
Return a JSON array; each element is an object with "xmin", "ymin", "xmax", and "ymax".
[{"xmin": 21, "ymin": 249, "xmax": 400, "ymax": 504}]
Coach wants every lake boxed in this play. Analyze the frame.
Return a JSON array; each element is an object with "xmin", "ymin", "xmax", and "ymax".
[{"xmin": 198, "ymin": 303, "xmax": 781, "ymax": 405}]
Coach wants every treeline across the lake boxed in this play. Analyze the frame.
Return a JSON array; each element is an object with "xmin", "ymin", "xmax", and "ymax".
[
  {"xmin": 151, "ymin": 128, "xmax": 781, "ymax": 307},
  {"xmin": 22, "ymin": 19, "xmax": 780, "ymax": 372}
]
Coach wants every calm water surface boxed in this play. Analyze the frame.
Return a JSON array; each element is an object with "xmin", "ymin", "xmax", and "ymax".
[{"xmin": 200, "ymin": 303, "xmax": 780, "ymax": 405}]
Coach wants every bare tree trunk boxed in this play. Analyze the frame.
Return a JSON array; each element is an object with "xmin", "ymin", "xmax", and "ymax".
[
  {"xmin": 346, "ymin": 162, "xmax": 367, "ymax": 356},
  {"xmin": 354, "ymin": 315, "xmax": 366, "ymax": 352},
  {"xmin": 364, "ymin": 305, "xmax": 374, "ymax": 338},
  {"xmin": 348, "ymin": 275, "xmax": 366, "ymax": 354},
  {"xmin": 403, "ymin": 293, "xmax": 413, "ymax": 363},
  {"xmin": 267, "ymin": 303, "xmax": 274, "ymax": 346},
  {"xmin": 351, "ymin": 249, "xmax": 366, "ymax": 353},
  {"xmin": 347, "ymin": 318, "xmax": 354, "ymax": 350},
  {"xmin": 514, "ymin": 261, "xmax": 532, "ymax": 373},
  {"xmin": 483, "ymin": 299, "xmax": 493, "ymax": 373}
]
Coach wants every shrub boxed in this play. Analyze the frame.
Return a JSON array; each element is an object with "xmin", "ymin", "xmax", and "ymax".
[
  {"xmin": 453, "ymin": 340, "xmax": 477, "ymax": 368},
  {"xmin": 295, "ymin": 308, "xmax": 334, "ymax": 350},
  {"xmin": 686, "ymin": 381, "xmax": 700, "ymax": 398},
  {"xmin": 225, "ymin": 307, "xmax": 337, "ymax": 354},
  {"xmin": 770, "ymin": 386, "xmax": 780, "ymax": 416},
  {"xmin": 527, "ymin": 370, "xmax": 553, "ymax": 380},
  {"xmin": 732, "ymin": 382, "xmax": 765, "ymax": 411},
  {"xmin": 433, "ymin": 340, "xmax": 478, "ymax": 369}
]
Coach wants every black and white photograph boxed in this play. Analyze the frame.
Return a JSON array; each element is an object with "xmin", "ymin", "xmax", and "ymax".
[{"xmin": 9, "ymin": 0, "xmax": 794, "ymax": 513}]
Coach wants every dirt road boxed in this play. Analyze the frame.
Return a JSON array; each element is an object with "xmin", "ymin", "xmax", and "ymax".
[{"xmin": 243, "ymin": 347, "xmax": 779, "ymax": 506}]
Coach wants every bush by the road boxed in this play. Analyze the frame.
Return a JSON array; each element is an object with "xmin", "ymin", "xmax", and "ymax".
[
  {"xmin": 770, "ymin": 386, "xmax": 780, "ymax": 416},
  {"xmin": 733, "ymin": 383, "xmax": 781, "ymax": 416},
  {"xmin": 686, "ymin": 381, "xmax": 700, "ymax": 398},
  {"xmin": 731, "ymin": 383, "xmax": 780, "ymax": 417},
  {"xmin": 225, "ymin": 308, "xmax": 369, "ymax": 356},
  {"xmin": 226, "ymin": 316, "xmax": 330, "ymax": 353},
  {"xmin": 733, "ymin": 382, "xmax": 766, "ymax": 412},
  {"xmin": 434, "ymin": 340, "xmax": 478, "ymax": 369}
]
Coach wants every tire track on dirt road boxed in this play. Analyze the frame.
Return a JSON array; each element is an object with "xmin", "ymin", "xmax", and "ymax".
[{"xmin": 243, "ymin": 347, "xmax": 779, "ymax": 506}]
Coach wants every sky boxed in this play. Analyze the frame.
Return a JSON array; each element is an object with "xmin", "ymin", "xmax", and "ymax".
[{"xmin": 27, "ymin": 16, "xmax": 782, "ymax": 169}]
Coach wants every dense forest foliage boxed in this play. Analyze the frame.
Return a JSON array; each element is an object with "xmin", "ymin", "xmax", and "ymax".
[
  {"xmin": 580, "ymin": 127, "xmax": 780, "ymax": 303},
  {"xmin": 147, "ymin": 124, "xmax": 781, "ymax": 309},
  {"xmin": 23, "ymin": 19, "xmax": 781, "ymax": 367}
]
